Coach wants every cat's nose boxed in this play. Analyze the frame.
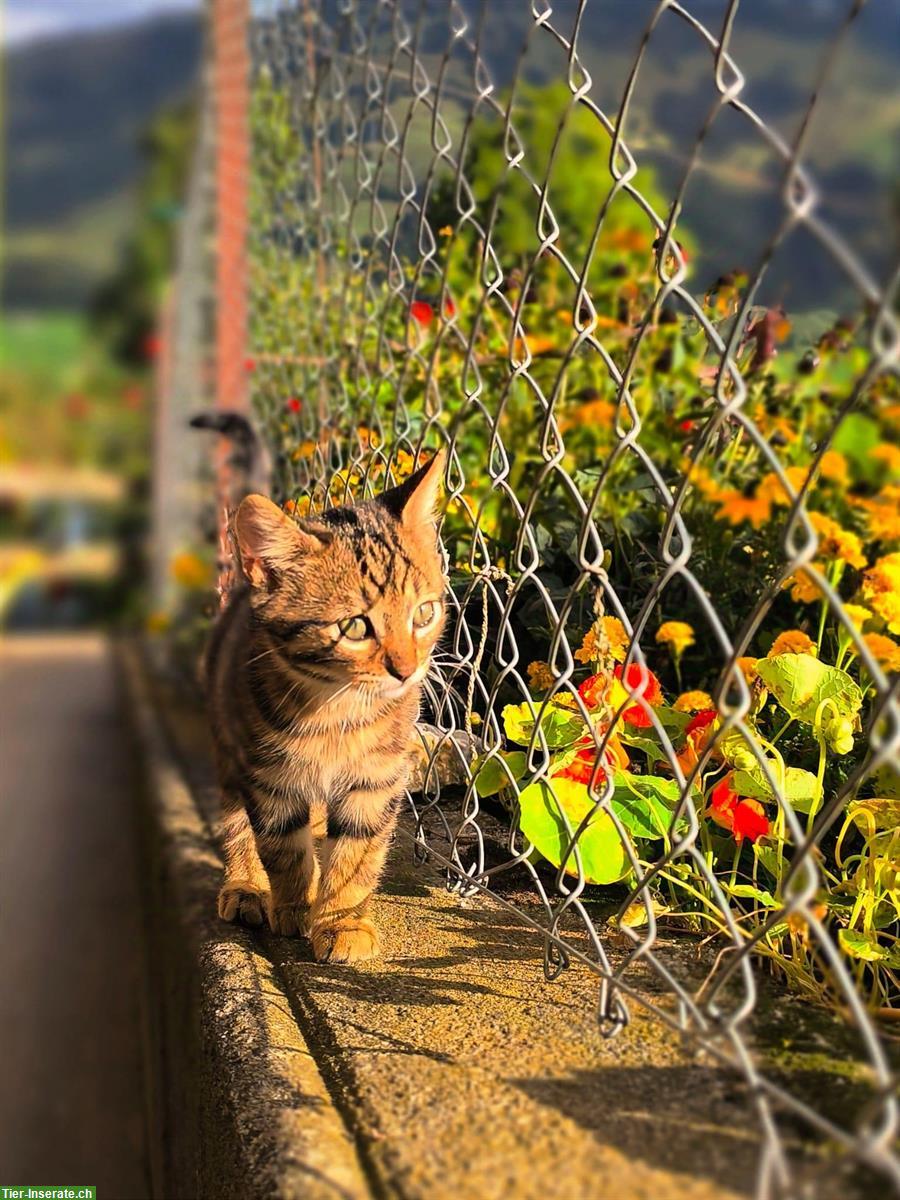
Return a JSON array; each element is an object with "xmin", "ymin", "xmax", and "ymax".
[{"xmin": 384, "ymin": 653, "xmax": 417, "ymax": 683}]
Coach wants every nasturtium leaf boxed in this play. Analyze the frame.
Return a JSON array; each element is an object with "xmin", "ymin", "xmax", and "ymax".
[
  {"xmin": 732, "ymin": 764, "xmax": 822, "ymax": 814},
  {"xmin": 612, "ymin": 896, "xmax": 670, "ymax": 929},
  {"xmin": 502, "ymin": 701, "xmax": 585, "ymax": 748},
  {"xmin": 754, "ymin": 844, "xmax": 784, "ymax": 881},
  {"xmin": 846, "ymin": 797, "xmax": 900, "ymax": 833},
  {"xmin": 656, "ymin": 707, "xmax": 691, "ymax": 733},
  {"xmin": 516, "ymin": 777, "xmax": 630, "ymax": 885},
  {"xmin": 754, "ymin": 654, "xmax": 862, "ymax": 727},
  {"xmin": 473, "ymin": 751, "xmax": 528, "ymax": 797},
  {"xmin": 723, "ymin": 883, "xmax": 777, "ymax": 908},
  {"xmin": 610, "ymin": 772, "xmax": 684, "ymax": 840},
  {"xmin": 839, "ymin": 928, "xmax": 888, "ymax": 963}
]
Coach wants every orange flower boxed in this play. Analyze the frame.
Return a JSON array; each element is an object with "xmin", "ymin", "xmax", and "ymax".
[
  {"xmin": 674, "ymin": 690, "xmax": 714, "ymax": 713},
  {"xmin": 574, "ymin": 617, "xmax": 629, "ymax": 666},
  {"xmin": 715, "ymin": 489, "xmax": 771, "ymax": 529},
  {"xmin": 757, "ymin": 465, "xmax": 808, "ymax": 507},
  {"xmin": 862, "ymin": 552, "xmax": 900, "ymax": 634},
  {"xmin": 871, "ymin": 444, "xmax": 900, "ymax": 479},
  {"xmin": 863, "ymin": 633, "xmax": 900, "ymax": 673},
  {"xmin": 809, "ymin": 511, "xmax": 866, "ymax": 568},
  {"xmin": 736, "ymin": 656, "xmax": 759, "ymax": 683},
  {"xmin": 852, "ymin": 487, "xmax": 900, "ymax": 542},
  {"xmin": 708, "ymin": 775, "xmax": 769, "ymax": 843},
  {"xmin": 578, "ymin": 673, "xmax": 609, "ymax": 710},
  {"xmin": 768, "ymin": 629, "xmax": 816, "ymax": 657},
  {"xmin": 602, "ymin": 616, "xmax": 630, "ymax": 663},
  {"xmin": 820, "ymin": 450, "xmax": 850, "ymax": 486},
  {"xmin": 786, "ymin": 565, "xmax": 824, "ymax": 605},
  {"xmin": 527, "ymin": 661, "xmax": 556, "ymax": 692}
]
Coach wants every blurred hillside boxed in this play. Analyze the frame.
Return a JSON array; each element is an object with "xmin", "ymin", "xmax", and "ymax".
[
  {"xmin": 5, "ymin": 3, "xmax": 898, "ymax": 316},
  {"xmin": 4, "ymin": 12, "xmax": 201, "ymax": 310}
]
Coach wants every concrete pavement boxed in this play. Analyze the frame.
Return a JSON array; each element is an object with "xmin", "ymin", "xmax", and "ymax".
[{"xmin": 0, "ymin": 635, "xmax": 150, "ymax": 1198}]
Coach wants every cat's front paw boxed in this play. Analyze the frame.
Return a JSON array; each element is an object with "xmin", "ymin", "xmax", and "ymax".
[
  {"xmin": 218, "ymin": 882, "xmax": 268, "ymax": 927},
  {"xmin": 268, "ymin": 902, "xmax": 310, "ymax": 937},
  {"xmin": 311, "ymin": 917, "xmax": 380, "ymax": 963}
]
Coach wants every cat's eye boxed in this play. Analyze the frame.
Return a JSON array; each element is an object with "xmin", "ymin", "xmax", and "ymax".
[
  {"xmin": 413, "ymin": 600, "xmax": 441, "ymax": 630},
  {"xmin": 339, "ymin": 615, "xmax": 370, "ymax": 641}
]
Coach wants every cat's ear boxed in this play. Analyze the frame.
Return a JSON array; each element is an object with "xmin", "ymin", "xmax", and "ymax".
[
  {"xmin": 234, "ymin": 494, "xmax": 331, "ymax": 588},
  {"xmin": 378, "ymin": 449, "xmax": 446, "ymax": 529}
]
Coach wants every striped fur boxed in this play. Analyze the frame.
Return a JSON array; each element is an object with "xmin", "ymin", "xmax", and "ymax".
[{"xmin": 205, "ymin": 453, "xmax": 446, "ymax": 962}]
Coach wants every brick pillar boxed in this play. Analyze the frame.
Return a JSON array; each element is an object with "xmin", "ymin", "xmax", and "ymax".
[{"xmin": 210, "ymin": 0, "xmax": 250, "ymax": 600}]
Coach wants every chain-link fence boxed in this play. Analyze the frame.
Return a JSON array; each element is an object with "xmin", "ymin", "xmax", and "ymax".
[{"xmin": 158, "ymin": 1, "xmax": 900, "ymax": 1194}]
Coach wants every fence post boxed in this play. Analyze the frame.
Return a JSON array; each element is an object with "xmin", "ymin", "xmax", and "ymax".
[{"xmin": 210, "ymin": 0, "xmax": 250, "ymax": 599}]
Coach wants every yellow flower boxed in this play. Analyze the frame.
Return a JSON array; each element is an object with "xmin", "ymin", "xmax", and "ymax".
[
  {"xmin": 602, "ymin": 616, "xmax": 629, "ymax": 663},
  {"xmin": 757, "ymin": 465, "xmax": 808, "ymax": 507},
  {"xmin": 574, "ymin": 616, "xmax": 629, "ymax": 665},
  {"xmin": 674, "ymin": 690, "xmax": 714, "ymax": 713},
  {"xmin": 146, "ymin": 610, "xmax": 171, "ymax": 634},
  {"xmin": 737, "ymin": 656, "xmax": 759, "ymax": 682},
  {"xmin": 527, "ymin": 661, "xmax": 556, "ymax": 692},
  {"xmin": 656, "ymin": 620, "xmax": 695, "ymax": 656},
  {"xmin": 863, "ymin": 633, "xmax": 900, "ymax": 673},
  {"xmin": 681, "ymin": 460, "xmax": 722, "ymax": 502},
  {"xmin": 842, "ymin": 604, "xmax": 871, "ymax": 630},
  {"xmin": 786, "ymin": 565, "xmax": 825, "ymax": 604},
  {"xmin": 291, "ymin": 440, "xmax": 317, "ymax": 461},
  {"xmin": 808, "ymin": 511, "xmax": 866, "ymax": 568},
  {"xmin": 283, "ymin": 496, "xmax": 312, "ymax": 518},
  {"xmin": 170, "ymin": 550, "xmax": 212, "ymax": 590},
  {"xmin": 872, "ymin": 444, "xmax": 900, "ymax": 478},
  {"xmin": 768, "ymin": 629, "xmax": 817, "ymax": 657},
  {"xmin": 820, "ymin": 451, "xmax": 849, "ymax": 486},
  {"xmin": 852, "ymin": 486, "xmax": 900, "ymax": 543},
  {"xmin": 715, "ymin": 489, "xmax": 771, "ymax": 529},
  {"xmin": 862, "ymin": 552, "xmax": 900, "ymax": 634}
]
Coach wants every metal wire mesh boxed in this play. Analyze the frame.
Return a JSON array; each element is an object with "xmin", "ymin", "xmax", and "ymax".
[{"xmin": 162, "ymin": 0, "xmax": 900, "ymax": 1194}]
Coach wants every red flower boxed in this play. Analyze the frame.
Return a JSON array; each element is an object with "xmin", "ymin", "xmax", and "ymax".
[
  {"xmin": 679, "ymin": 419, "xmax": 695, "ymax": 433},
  {"xmin": 614, "ymin": 663, "xmax": 663, "ymax": 727},
  {"xmin": 286, "ymin": 397, "xmax": 302, "ymax": 413},
  {"xmin": 244, "ymin": 356, "xmax": 257, "ymax": 372},
  {"xmin": 708, "ymin": 774, "xmax": 769, "ymax": 843},
  {"xmin": 410, "ymin": 300, "xmax": 434, "ymax": 327},
  {"xmin": 732, "ymin": 799, "xmax": 769, "ymax": 843},
  {"xmin": 578, "ymin": 673, "xmax": 606, "ymax": 710},
  {"xmin": 686, "ymin": 709, "xmax": 717, "ymax": 737},
  {"xmin": 142, "ymin": 332, "xmax": 161, "ymax": 360},
  {"xmin": 553, "ymin": 745, "xmax": 606, "ymax": 787},
  {"xmin": 444, "ymin": 297, "xmax": 457, "ymax": 318}
]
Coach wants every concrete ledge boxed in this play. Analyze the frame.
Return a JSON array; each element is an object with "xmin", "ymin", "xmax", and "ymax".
[
  {"xmin": 124, "ymin": 642, "xmax": 876, "ymax": 1200},
  {"xmin": 123, "ymin": 644, "xmax": 372, "ymax": 1200}
]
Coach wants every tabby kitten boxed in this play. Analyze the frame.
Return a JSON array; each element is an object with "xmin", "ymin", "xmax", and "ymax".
[{"xmin": 205, "ymin": 452, "xmax": 446, "ymax": 963}]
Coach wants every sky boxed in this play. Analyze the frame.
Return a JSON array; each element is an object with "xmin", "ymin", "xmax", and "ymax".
[{"xmin": 3, "ymin": 0, "xmax": 199, "ymax": 45}]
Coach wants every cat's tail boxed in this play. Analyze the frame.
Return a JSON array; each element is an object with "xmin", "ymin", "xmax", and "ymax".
[
  {"xmin": 189, "ymin": 410, "xmax": 271, "ymax": 500},
  {"xmin": 190, "ymin": 410, "xmax": 273, "ymax": 605}
]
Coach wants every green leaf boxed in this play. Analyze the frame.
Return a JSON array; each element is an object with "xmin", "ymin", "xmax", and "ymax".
[
  {"xmin": 754, "ymin": 844, "xmax": 784, "ymax": 881},
  {"xmin": 502, "ymin": 701, "xmax": 585, "ymax": 748},
  {"xmin": 723, "ymin": 883, "xmax": 778, "ymax": 908},
  {"xmin": 474, "ymin": 751, "xmax": 528, "ymax": 797},
  {"xmin": 610, "ymin": 772, "xmax": 683, "ymax": 840},
  {"xmin": 832, "ymin": 413, "xmax": 881, "ymax": 478},
  {"xmin": 517, "ymin": 777, "xmax": 630, "ymax": 885},
  {"xmin": 839, "ymin": 928, "xmax": 889, "ymax": 963},
  {"xmin": 732, "ymin": 764, "xmax": 822, "ymax": 814},
  {"xmin": 755, "ymin": 654, "xmax": 862, "ymax": 727}
]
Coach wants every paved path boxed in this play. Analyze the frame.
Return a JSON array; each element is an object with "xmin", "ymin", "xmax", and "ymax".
[{"xmin": 0, "ymin": 635, "xmax": 150, "ymax": 1199}]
